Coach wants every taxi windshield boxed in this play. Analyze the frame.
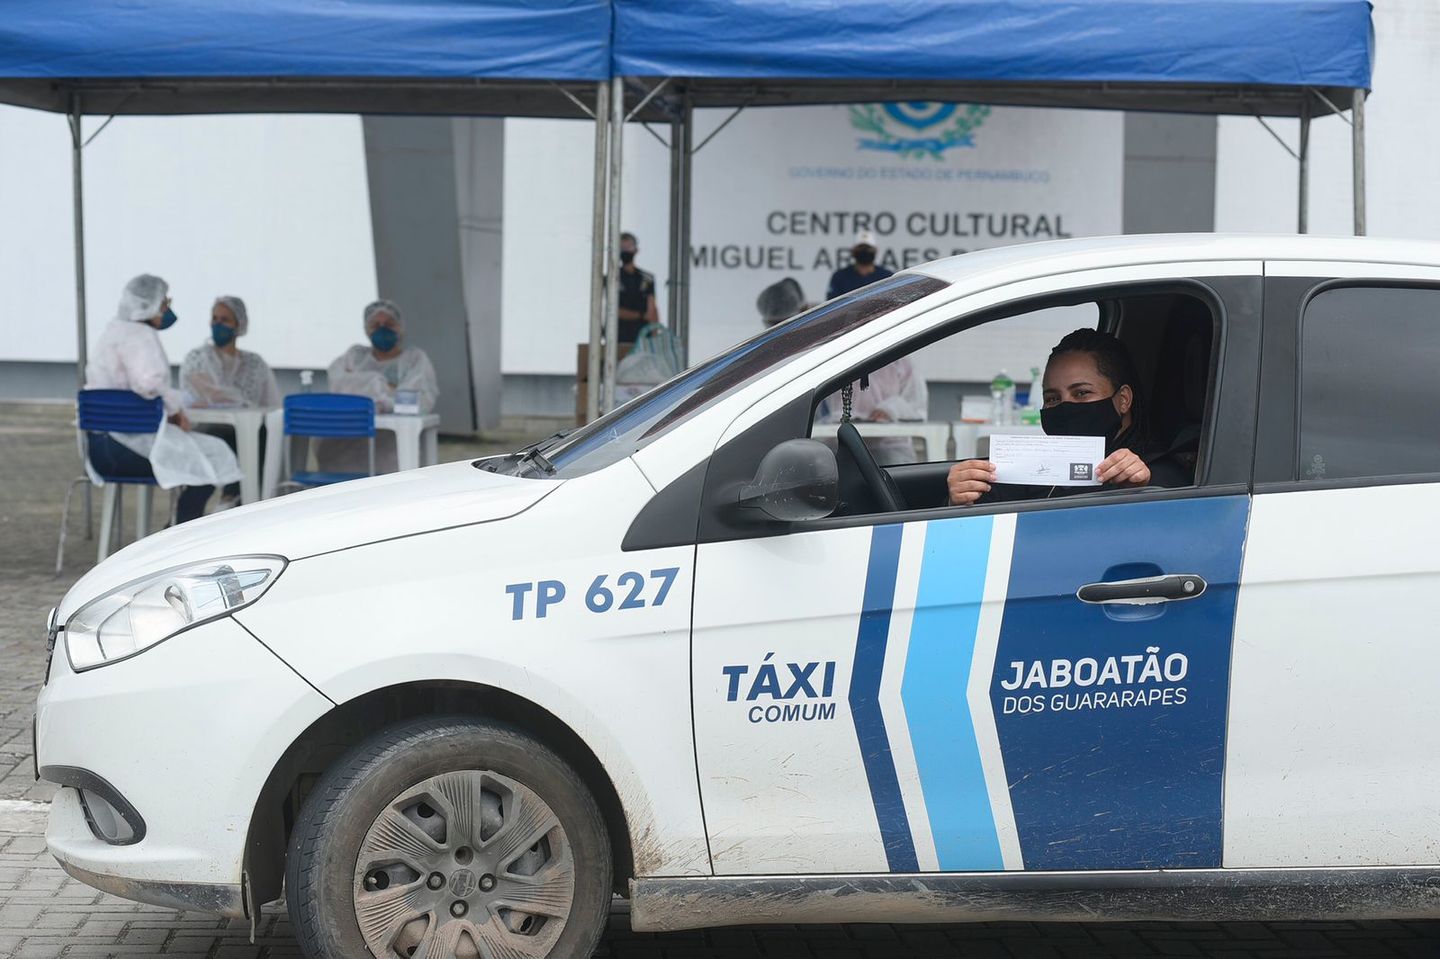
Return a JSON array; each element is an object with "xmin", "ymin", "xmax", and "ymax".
[{"xmin": 518, "ymin": 273, "xmax": 946, "ymax": 478}]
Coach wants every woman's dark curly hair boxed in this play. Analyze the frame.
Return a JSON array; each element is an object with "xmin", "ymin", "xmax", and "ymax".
[{"xmin": 1048, "ymin": 328, "xmax": 1146, "ymax": 437}]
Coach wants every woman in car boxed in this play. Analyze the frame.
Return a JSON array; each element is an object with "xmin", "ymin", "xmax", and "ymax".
[{"xmin": 947, "ymin": 328, "xmax": 1187, "ymax": 506}]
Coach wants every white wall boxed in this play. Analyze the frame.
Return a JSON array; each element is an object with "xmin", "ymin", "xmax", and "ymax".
[
  {"xmin": 0, "ymin": 110, "xmax": 375, "ymax": 369},
  {"xmin": 498, "ymin": 117, "xmax": 671, "ymax": 376},
  {"xmin": 1216, "ymin": 0, "xmax": 1439, "ymax": 237}
]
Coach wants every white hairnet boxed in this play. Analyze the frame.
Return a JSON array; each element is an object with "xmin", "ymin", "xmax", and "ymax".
[
  {"xmin": 363, "ymin": 298, "xmax": 403, "ymax": 333},
  {"xmin": 116, "ymin": 274, "xmax": 169, "ymax": 323},
  {"xmin": 757, "ymin": 277, "xmax": 807, "ymax": 323},
  {"xmin": 213, "ymin": 295, "xmax": 249, "ymax": 336}
]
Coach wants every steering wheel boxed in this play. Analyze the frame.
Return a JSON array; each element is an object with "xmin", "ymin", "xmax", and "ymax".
[{"xmin": 837, "ymin": 421, "xmax": 906, "ymax": 513}]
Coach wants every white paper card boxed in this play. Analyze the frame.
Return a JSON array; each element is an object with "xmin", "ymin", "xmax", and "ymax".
[
  {"xmin": 959, "ymin": 395, "xmax": 992, "ymax": 423},
  {"xmin": 989, "ymin": 433, "xmax": 1105, "ymax": 486}
]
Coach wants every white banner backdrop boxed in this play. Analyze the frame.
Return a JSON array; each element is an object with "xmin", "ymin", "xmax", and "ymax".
[
  {"xmin": 0, "ymin": 108, "xmax": 376, "ymax": 368},
  {"xmin": 683, "ymin": 103, "xmax": 1124, "ymax": 382}
]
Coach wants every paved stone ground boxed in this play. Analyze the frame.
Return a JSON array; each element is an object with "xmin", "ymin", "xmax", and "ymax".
[{"xmin": 2, "ymin": 402, "xmax": 1438, "ymax": 958}]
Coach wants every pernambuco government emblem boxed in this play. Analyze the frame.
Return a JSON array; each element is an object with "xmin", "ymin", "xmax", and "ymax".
[{"xmin": 849, "ymin": 102, "xmax": 992, "ymax": 159}]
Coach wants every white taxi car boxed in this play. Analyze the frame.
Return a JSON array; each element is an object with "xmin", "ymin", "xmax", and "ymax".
[{"xmin": 36, "ymin": 235, "xmax": 1440, "ymax": 959}]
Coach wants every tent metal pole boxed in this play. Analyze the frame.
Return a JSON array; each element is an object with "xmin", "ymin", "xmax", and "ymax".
[
  {"xmin": 585, "ymin": 80, "xmax": 610, "ymax": 423},
  {"xmin": 677, "ymin": 99, "xmax": 693, "ymax": 367},
  {"xmin": 603, "ymin": 75, "xmax": 624, "ymax": 414},
  {"xmin": 666, "ymin": 115, "xmax": 682, "ymax": 334},
  {"xmin": 1352, "ymin": 88, "xmax": 1367, "ymax": 236},
  {"xmin": 1297, "ymin": 97, "xmax": 1311, "ymax": 234},
  {"xmin": 68, "ymin": 94, "xmax": 88, "ymax": 390}
]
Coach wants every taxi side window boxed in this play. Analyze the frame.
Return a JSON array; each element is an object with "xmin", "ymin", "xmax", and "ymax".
[
  {"xmin": 812, "ymin": 288, "xmax": 1219, "ymax": 519},
  {"xmin": 1299, "ymin": 286, "xmax": 1440, "ymax": 481},
  {"xmin": 809, "ymin": 303, "xmax": 1097, "ymax": 466}
]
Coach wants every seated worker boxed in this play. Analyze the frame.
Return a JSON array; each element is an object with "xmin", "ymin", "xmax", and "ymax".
[
  {"xmin": 328, "ymin": 298, "xmax": 439, "ymax": 414},
  {"xmin": 180, "ymin": 296, "xmax": 282, "ymax": 409},
  {"xmin": 818, "ymin": 357, "xmax": 929, "ymax": 464},
  {"xmin": 85, "ymin": 274, "xmax": 243, "ymax": 522},
  {"xmin": 947, "ymin": 328, "xmax": 1188, "ymax": 506},
  {"xmin": 178, "ymin": 295, "xmax": 283, "ymax": 509},
  {"xmin": 318, "ymin": 298, "xmax": 439, "ymax": 474}
]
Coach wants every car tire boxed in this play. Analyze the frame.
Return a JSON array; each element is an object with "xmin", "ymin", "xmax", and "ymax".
[{"xmin": 285, "ymin": 716, "xmax": 612, "ymax": 959}]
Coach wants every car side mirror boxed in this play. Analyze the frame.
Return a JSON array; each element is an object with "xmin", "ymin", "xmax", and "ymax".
[{"xmin": 738, "ymin": 439, "xmax": 838, "ymax": 522}]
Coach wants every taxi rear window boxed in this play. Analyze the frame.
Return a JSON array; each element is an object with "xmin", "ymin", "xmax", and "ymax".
[{"xmin": 543, "ymin": 273, "xmax": 947, "ymax": 477}]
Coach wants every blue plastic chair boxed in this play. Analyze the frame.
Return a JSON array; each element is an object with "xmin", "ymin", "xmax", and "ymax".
[
  {"xmin": 57, "ymin": 390, "xmax": 168, "ymax": 571},
  {"xmin": 281, "ymin": 393, "xmax": 376, "ymax": 490}
]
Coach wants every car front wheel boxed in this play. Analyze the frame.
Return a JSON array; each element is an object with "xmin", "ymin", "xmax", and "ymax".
[{"xmin": 285, "ymin": 717, "xmax": 612, "ymax": 959}]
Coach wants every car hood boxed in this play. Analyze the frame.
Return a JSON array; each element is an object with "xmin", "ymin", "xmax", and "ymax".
[{"xmin": 60, "ymin": 461, "xmax": 557, "ymax": 617}]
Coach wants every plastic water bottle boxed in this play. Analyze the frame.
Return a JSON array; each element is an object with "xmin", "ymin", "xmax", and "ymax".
[
  {"xmin": 1020, "ymin": 365, "xmax": 1044, "ymax": 425},
  {"xmin": 989, "ymin": 369, "xmax": 1015, "ymax": 425}
]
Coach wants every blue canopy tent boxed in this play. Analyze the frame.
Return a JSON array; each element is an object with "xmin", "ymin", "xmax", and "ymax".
[
  {"xmin": 0, "ymin": 0, "xmax": 1375, "ymax": 421},
  {"xmin": 601, "ymin": 0, "xmax": 1376, "ymax": 411},
  {"xmin": 614, "ymin": 0, "xmax": 1371, "ymax": 112},
  {"xmin": 0, "ymin": 0, "xmax": 611, "ymax": 114},
  {"xmin": 0, "ymin": 0, "xmax": 614, "ymax": 426}
]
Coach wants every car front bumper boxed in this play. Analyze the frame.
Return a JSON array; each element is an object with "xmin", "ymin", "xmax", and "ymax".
[
  {"xmin": 48, "ymin": 787, "xmax": 249, "ymax": 917},
  {"xmin": 36, "ymin": 615, "xmax": 331, "ymax": 912}
]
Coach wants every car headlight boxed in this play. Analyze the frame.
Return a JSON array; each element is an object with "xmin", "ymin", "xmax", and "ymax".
[{"xmin": 64, "ymin": 556, "xmax": 286, "ymax": 672}]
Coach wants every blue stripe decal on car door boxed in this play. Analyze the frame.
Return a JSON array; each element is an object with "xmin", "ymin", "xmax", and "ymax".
[
  {"xmin": 848, "ymin": 523, "xmax": 918, "ymax": 872},
  {"xmin": 991, "ymin": 495, "xmax": 1249, "ymax": 870},
  {"xmin": 903, "ymin": 516, "xmax": 1005, "ymax": 870}
]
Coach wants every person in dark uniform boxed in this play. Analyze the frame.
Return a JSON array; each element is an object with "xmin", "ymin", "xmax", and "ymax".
[
  {"xmin": 826, "ymin": 229, "xmax": 894, "ymax": 299},
  {"xmin": 945, "ymin": 329, "xmax": 1190, "ymax": 507},
  {"xmin": 617, "ymin": 231, "xmax": 659, "ymax": 344}
]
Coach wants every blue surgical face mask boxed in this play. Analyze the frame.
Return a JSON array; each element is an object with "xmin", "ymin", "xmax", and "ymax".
[
  {"xmin": 211, "ymin": 323, "xmax": 237, "ymax": 348},
  {"xmin": 369, "ymin": 327, "xmax": 399, "ymax": 353},
  {"xmin": 158, "ymin": 308, "xmax": 178, "ymax": 330}
]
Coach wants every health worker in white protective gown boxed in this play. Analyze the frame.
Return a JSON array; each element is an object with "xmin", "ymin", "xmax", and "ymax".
[
  {"xmin": 179, "ymin": 295, "xmax": 282, "ymax": 409},
  {"xmin": 756, "ymin": 276, "xmax": 928, "ymax": 465},
  {"xmin": 179, "ymin": 295, "xmax": 282, "ymax": 508},
  {"xmin": 817, "ymin": 356, "xmax": 930, "ymax": 465},
  {"xmin": 84, "ymin": 275, "xmax": 243, "ymax": 523},
  {"xmin": 318, "ymin": 299, "xmax": 439, "ymax": 474}
]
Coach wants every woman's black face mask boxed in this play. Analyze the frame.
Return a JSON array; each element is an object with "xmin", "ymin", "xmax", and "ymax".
[{"xmin": 1041, "ymin": 395, "xmax": 1123, "ymax": 438}]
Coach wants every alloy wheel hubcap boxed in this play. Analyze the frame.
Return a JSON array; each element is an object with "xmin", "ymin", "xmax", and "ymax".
[{"xmin": 353, "ymin": 769, "xmax": 574, "ymax": 958}]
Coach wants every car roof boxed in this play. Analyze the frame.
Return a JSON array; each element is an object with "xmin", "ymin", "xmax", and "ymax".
[{"xmin": 909, "ymin": 234, "xmax": 1440, "ymax": 285}]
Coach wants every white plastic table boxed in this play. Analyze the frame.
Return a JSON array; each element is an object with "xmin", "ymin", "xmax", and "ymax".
[
  {"xmin": 380, "ymin": 412, "xmax": 442, "ymax": 473},
  {"xmin": 260, "ymin": 409, "xmax": 441, "ymax": 499},
  {"xmin": 185, "ymin": 406, "xmax": 276, "ymax": 505},
  {"xmin": 810, "ymin": 420, "xmax": 954, "ymax": 462}
]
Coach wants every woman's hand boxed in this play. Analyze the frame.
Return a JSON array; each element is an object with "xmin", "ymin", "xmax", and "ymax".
[
  {"xmin": 946, "ymin": 459, "xmax": 996, "ymax": 506},
  {"xmin": 1098, "ymin": 448, "xmax": 1150, "ymax": 487},
  {"xmin": 170, "ymin": 410, "xmax": 192, "ymax": 432}
]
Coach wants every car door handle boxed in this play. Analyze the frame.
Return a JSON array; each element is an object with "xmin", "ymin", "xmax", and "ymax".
[{"xmin": 1076, "ymin": 574, "xmax": 1207, "ymax": 606}]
